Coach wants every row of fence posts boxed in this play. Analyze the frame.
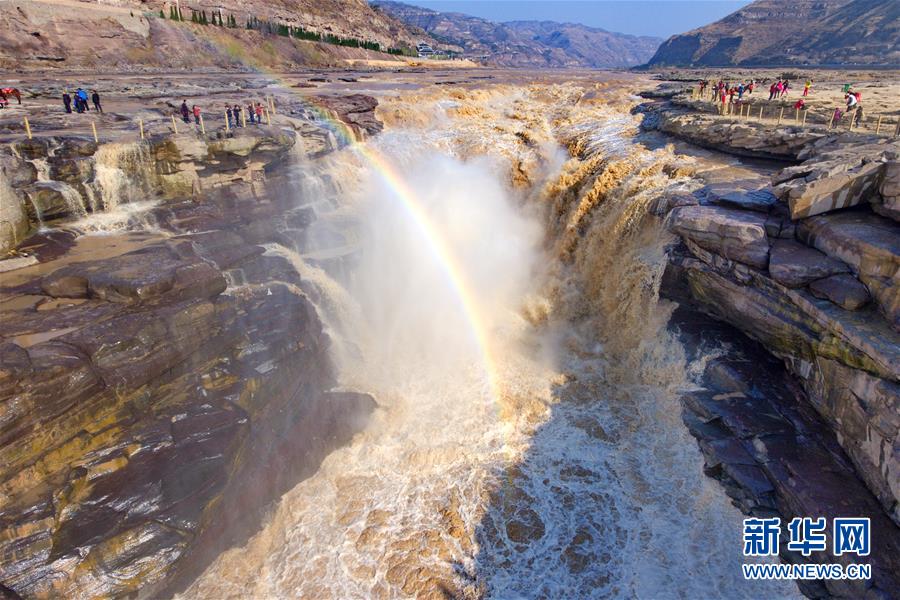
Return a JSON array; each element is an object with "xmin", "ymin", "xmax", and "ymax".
[
  {"xmin": 689, "ymin": 87, "xmax": 900, "ymax": 136},
  {"xmin": 19, "ymin": 96, "xmax": 277, "ymax": 141}
]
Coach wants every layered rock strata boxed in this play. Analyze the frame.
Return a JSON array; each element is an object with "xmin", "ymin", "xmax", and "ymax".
[
  {"xmin": 0, "ymin": 98, "xmax": 381, "ymax": 597},
  {"xmin": 642, "ymin": 94, "xmax": 900, "ymax": 594}
]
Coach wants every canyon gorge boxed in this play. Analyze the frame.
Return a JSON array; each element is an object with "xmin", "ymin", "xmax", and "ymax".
[{"xmin": 0, "ymin": 70, "xmax": 898, "ymax": 600}]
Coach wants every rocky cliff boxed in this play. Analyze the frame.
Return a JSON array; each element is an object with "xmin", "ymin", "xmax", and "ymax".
[
  {"xmin": 0, "ymin": 98, "xmax": 382, "ymax": 598},
  {"xmin": 646, "ymin": 0, "xmax": 900, "ymax": 67},
  {"xmin": 635, "ymin": 92, "xmax": 900, "ymax": 597},
  {"xmin": 372, "ymin": 1, "xmax": 661, "ymax": 68},
  {"xmin": 0, "ymin": 0, "xmax": 439, "ymax": 71},
  {"xmin": 640, "ymin": 89, "xmax": 899, "ymax": 519}
]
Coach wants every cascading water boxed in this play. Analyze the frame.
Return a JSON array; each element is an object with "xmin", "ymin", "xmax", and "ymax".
[
  {"xmin": 184, "ymin": 86, "xmax": 799, "ymax": 599},
  {"xmin": 70, "ymin": 142, "xmax": 159, "ymax": 234},
  {"xmin": 92, "ymin": 142, "xmax": 153, "ymax": 212}
]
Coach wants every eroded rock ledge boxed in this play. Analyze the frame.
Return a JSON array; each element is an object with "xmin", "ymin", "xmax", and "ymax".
[
  {"xmin": 643, "ymin": 93, "xmax": 900, "ymax": 597},
  {"xmin": 0, "ymin": 97, "xmax": 382, "ymax": 597}
]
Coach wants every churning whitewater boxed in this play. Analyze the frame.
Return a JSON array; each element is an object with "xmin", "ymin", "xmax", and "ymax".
[{"xmin": 184, "ymin": 86, "xmax": 797, "ymax": 599}]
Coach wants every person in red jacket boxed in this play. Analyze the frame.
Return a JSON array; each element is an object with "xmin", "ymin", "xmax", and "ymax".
[
  {"xmin": 255, "ymin": 102, "xmax": 264, "ymax": 123},
  {"xmin": 193, "ymin": 104, "xmax": 201, "ymax": 124}
]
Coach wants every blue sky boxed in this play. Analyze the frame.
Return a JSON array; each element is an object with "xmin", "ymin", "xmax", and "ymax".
[{"xmin": 406, "ymin": 1, "xmax": 753, "ymax": 38}]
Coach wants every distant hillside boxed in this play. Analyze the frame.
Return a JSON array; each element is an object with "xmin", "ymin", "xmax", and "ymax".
[
  {"xmin": 647, "ymin": 0, "xmax": 900, "ymax": 67},
  {"xmin": 372, "ymin": 1, "xmax": 661, "ymax": 68},
  {"xmin": 0, "ymin": 0, "xmax": 442, "ymax": 71}
]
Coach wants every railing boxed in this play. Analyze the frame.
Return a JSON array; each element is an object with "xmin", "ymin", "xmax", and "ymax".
[
  {"xmin": 16, "ymin": 96, "xmax": 278, "ymax": 142},
  {"xmin": 687, "ymin": 88, "xmax": 900, "ymax": 136}
]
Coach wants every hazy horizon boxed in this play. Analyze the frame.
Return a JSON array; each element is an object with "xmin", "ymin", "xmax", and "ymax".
[{"xmin": 391, "ymin": 0, "xmax": 753, "ymax": 38}]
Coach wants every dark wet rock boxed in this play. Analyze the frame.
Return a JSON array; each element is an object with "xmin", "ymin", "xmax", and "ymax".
[
  {"xmin": 808, "ymin": 274, "xmax": 871, "ymax": 310},
  {"xmin": 23, "ymin": 182, "xmax": 84, "ymax": 222},
  {"xmin": 667, "ymin": 205, "xmax": 770, "ymax": 269},
  {"xmin": 56, "ymin": 137, "xmax": 98, "ymax": 158},
  {"xmin": 48, "ymin": 157, "xmax": 94, "ymax": 188},
  {"xmin": 648, "ymin": 191, "xmax": 697, "ymax": 216},
  {"xmin": 671, "ymin": 308, "xmax": 900, "ymax": 599},
  {"xmin": 314, "ymin": 94, "xmax": 383, "ymax": 139},
  {"xmin": 699, "ymin": 180, "xmax": 778, "ymax": 213},
  {"xmin": 41, "ymin": 243, "xmax": 226, "ymax": 305},
  {"xmin": 13, "ymin": 138, "xmax": 50, "ymax": 161},
  {"xmin": 768, "ymin": 239, "xmax": 850, "ymax": 288}
]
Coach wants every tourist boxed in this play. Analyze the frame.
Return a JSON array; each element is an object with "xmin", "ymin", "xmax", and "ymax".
[
  {"xmin": 842, "ymin": 83, "xmax": 852, "ymax": 94},
  {"xmin": 794, "ymin": 98, "xmax": 805, "ymax": 111},
  {"xmin": 846, "ymin": 92, "xmax": 858, "ymax": 112},
  {"xmin": 91, "ymin": 90, "xmax": 102, "ymax": 113},
  {"xmin": 181, "ymin": 100, "xmax": 190, "ymax": 123},
  {"xmin": 747, "ymin": 80, "xmax": 754, "ymax": 95},
  {"xmin": 247, "ymin": 102, "xmax": 255, "ymax": 124},
  {"xmin": 255, "ymin": 102, "xmax": 264, "ymax": 124},
  {"xmin": 76, "ymin": 88, "xmax": 89, "ymax": 112},
  {"xmin": 781, "ymin": 80, "xmax": 790, "ymax": 97},
  {"xmin": 737, "ymin": 83, "xmax": 745, "ymax": 101},
  {"xmin": 62, "ymin": 91, "xmax": 72, "ymax": 113},
  {"xmin": 854, "ymin": 103, "xmax": 864, "ymax": 127},
  {"xmin": 234, "ymin": 104, "xmax": 243, "ymax": 126},
  {"xmin": 768, "ymin": 82, "xmax": 777, "ymax": 101},
  {"xmin": 226, "ymin": 105, "xmax": 234, "ymax": 128},
  {"xmin": 192, "ymin": 104, "xmax": 201, "ymax": 124},
  {"xmin": 803, "ymin": 79, "xmax": 812, "ymax": 96}
]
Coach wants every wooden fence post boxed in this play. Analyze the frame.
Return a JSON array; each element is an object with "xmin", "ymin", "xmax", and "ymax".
[
  {"xmin": 199, "ymin": 114, "xmax": 206, "ymax": 135},
  {"xmin": 139, "ymin": 118, "xmax": 145, "ymax": 140},
  {"xmin": 758, "ymin": 106, "xmax": 764, "ymax": 121},
  {"xmin": 875, "ymin": 115, "xmax": 883, "ymax": 135},
  {"xmin": 225, "ymin": 111, "xmax": 230, "ymax": 132},
  {"xmin": 269, "ymin": 96, "xmax": 276, "ymax": 114},
  {"xmin": 265, "ymin": 108, "xmax": 271, "ymax": 125},
  {"xmin": 828, "ymin": 113, "xmax": 835, "ymax": 130},
  {"xmin": 777, "ymin": 107, "xmax": 784, "ymax": 125},
  {"xmin": 241, "ymin": 108, "xmax": 247, "ymax": 128},
  {"xmin": 795, "ymin": 108, "xmax": 800, "ymax": 123},
  {"xmin": 23, "ymin": 116, "xmax": 32, "ymax": 140},
  {"xmin": 171, "ymin": 115, "xmax": 178, "ymax": 134},
  {"xmin": 91, "ymin": 121, "xmax": 98, "ymax": 143},
  {"xmin": 802, "ymin": 110, "xmax": 808, "ymax": 127}
]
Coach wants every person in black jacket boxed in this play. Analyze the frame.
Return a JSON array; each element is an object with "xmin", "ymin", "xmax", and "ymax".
[
  {"xmin": 63, "ymin": 91, "xmax": 72, "ymax": 113},
  {"xmin": 91, "ymin": 90, "xmax": 102, "ymax": 113}
]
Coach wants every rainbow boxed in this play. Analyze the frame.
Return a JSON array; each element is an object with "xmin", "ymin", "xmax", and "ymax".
[{"xmin": 195, "ymin": 42, "xmax": 505, "ymax": 410}]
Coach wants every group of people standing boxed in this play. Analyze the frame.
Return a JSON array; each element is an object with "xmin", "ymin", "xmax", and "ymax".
[
  {"xmin": 179, "ymin": 100, "xmax": 267, "ymax": 128},
  {"xmin": 62, "ymin": 88, "xmax": 102, "ymax": 113},
  {"xmin": 226, "ymin": 102, "xmax": 267, "ymax": 126},
  {"xmin": 699, "ymin": 75, "xmax": 869, "ymax": 129},
  {"xmin": 699, "ymin": 79, "xmax": 756, "ymax": 111}
]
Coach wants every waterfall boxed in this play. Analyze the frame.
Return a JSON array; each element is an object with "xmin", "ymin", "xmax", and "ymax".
[
  {"xmin": 183, "ymin": 86, "xmax": 799, "ymax": 599},
  {"xmin": 92, "ymin": 142, "xmax": 152, "ymax": 211}
]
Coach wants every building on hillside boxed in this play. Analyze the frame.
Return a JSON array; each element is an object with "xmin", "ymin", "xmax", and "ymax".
[{"xmin": 416, "ymin": 42, "xmax": 435, "ymax": 58}]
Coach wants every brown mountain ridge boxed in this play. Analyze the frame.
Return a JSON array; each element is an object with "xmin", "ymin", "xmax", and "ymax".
[
  {"xmin": 647, "ymin": 0, "xmax": 900, "ymax": 67},
  {"xmin": 372, "ymin": 1, "xmax": 662, "ymax": 68}
]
